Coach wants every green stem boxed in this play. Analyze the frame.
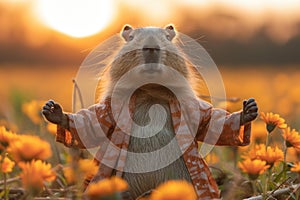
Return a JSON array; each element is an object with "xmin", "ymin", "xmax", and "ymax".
[
  {"xmin": 282, "ymin": 144, "xmax": 288, "ymax": 181},
  {"xmin": 233, "ymin": 146, "xmax": 238, "ymax": 169},
  {"xmin": 284, "ymin": 146, "xmax": 287, "ymax": 164},
  {"xmin": 251, "ymin": 180, "xmax": 257, "ymax": 196},
  {"xmin": 265, "ymin": 133, "xmax": 270, "ymax": 149},
  {"xmin": 283, "ymin": 134, "xmax": 287, "ymax": 163},
  {"xmin": 262, "ymin": 169, "xmax": 271, "ymax": 200},
  {"xmin": 4, "ymin": 173, "xmax": 8, "ymax": 200}
]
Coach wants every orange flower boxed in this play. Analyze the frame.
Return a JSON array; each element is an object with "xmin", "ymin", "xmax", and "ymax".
[
  {"xmin": 63, "ymin": 159, "xmax": 98, "ymax": 184},
  {"xmin": 150, "ymin": 180, "xmax": 197, "ymax": 200},
  {"xmin": 1, "ymin": 156, "xmax": 15, "ymax": 173},
  {"xmin": 86, "ymin": 176, "xmax": 128, "ymax": 199},
  {"xmin": 256, "ymin": 146, "xmax": 284, "ymax": 166},
  {"xmin": 286, "ymin": 148, "xmax": 299, "ymax": 162},
  {"xmin": 22, "ymin": 100, "xmax": 45, "ymax": 124},
  {"xmin": 0, "ymin": 120, "xmax": 18, "ymax": 133},
  {"xmin": 242, "ymin": 144, "xmax": 265, "ymax": 160},
  {"xmin": 0, "ymin": 126, "xmax": 19, "ymax": 150},
  {"xmin": 242, "ymin": 144, "xmax": 283, "ymax": 167},
  {"xmin": 78, "ymin": 159, "xmax": 98, "ymax": 177},
  {"xmin": 291, "ymin": 162, "xmax": 300, "ymax": 173},
  {"xmin": 260, "ymin": 112, "xmax": 287, "ymax": 133},
  {"xmin": 282, "ymin": 127, "xmax": 300, "ymax": 151},
  {"xmin": 204, "ymin": 152, "xmax": 219, "ymax": 165},
  {"xmin": 19, "ymin": 160, "xmax": 56, "ymax": 192},
  {"xmin": 238, "ymin": 159, "xmax": 270, "ymax": 180},
  {"xmin": 62, "ymin": 167, "xmax": 74, "ymax": 184},
  {"xmin": 8, "ymin": 135, "xmax": 52, "ymax": 162}
]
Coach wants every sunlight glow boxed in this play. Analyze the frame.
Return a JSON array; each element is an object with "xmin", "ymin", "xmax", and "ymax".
[
  {"xmin": 174, "ymin": 0, "xmax": 300, "ymax": 13},
  {"xmin": 216, "ymin": 0, "xmax": 300, "ymax": 12},
  {"xmin": 34, "ymin": 0, "xmax": 115, "ymax": 38}
]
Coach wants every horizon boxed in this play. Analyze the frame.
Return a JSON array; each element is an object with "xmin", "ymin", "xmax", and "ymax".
[{"xmin": 0, "ymin": 0, "xmax": 300, "ymax": 67}]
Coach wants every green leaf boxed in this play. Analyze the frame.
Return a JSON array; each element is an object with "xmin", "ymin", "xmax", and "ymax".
[
  {"xmin": 268, "ymin": 181, "xmax": 276, "ymax": 190},
  {"xmin": 273, "ymin": 163, "xmax": 286, "ymax": 183},
  {"xmin": 256, "ymin": 180, "xmax": 263, "ymax": 193}
]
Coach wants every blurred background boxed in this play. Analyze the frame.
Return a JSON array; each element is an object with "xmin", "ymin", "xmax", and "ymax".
[{"xmin": 0, "ymin": 0, "xmax": 300, "ymax": 132}]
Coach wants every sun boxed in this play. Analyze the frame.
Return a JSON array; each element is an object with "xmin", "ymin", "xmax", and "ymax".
[{"xmin": 34, "ymin": 0, "xmax": 115, "ymax": 38}]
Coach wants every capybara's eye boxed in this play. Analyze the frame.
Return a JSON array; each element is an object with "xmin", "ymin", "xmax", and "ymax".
[
  {"xmin": 166, "ymin": 35, "xmax": 171, "ymax": 41},
  {"xmin": 128, "ymin": 35, "xmax": 134, "ymax": 41}
]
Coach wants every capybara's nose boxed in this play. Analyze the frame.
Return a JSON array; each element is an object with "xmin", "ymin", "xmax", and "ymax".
[
  {"xmin": 142, "ymin": 45, "xmax": 160, "ymax": 52},
  {"xmin": 143, "ymin": 45, "xmax": 160, "ymax": 64}
]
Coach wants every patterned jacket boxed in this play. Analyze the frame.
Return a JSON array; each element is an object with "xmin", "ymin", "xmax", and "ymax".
[{"xmin": 56, "ymin": 97, "xmax": 251, "ymax": 199}]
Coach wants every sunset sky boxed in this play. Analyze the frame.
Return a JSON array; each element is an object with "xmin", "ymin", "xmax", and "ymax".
[{"xmin": 0, "ymin": 0, "xmax": 300, "ymax": 66}]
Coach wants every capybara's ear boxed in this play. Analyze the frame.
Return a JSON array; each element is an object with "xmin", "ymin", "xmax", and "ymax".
[
  {"xmin": 164, "ymin": 24, "xmax": 176, "ymax": 41},
  {"xmin": 121, "ymin": 24, "xmax": 134, "ymax": 42}
]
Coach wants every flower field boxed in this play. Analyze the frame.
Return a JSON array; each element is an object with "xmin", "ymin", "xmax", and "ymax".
[{"xmin": 0, "ymin": 65, "xmax": 299, "ymax": 199}]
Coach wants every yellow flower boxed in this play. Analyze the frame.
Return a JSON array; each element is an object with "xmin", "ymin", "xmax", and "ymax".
[
  {"xmin": 291, "ymin": 162, "xmax": 300, "ymax": 173},
  {"xmin": 19, "ymin": 160, "xmax": 56, "ymax": 192},
  {"xmin": 282, "ymin": 127, "xmax": 300, "ymax": 151},
  {"xmin": 238, "ymin": 159, "xmax": 270, "ymax": 180},
  {"xmin": 22, "ymin": 100, "xmax": 45, "ymax": 124},
  {"xmin": 78, "ymin": 159, "xmax": 98, "ymax": 178},
  {"xmin": 1, "ymin": 156, "xmax": 15, "ymax": 173},
  {"xmin": 286, "ymin": 148, "xmax": 298, "ymax": 162},
  {"xmin": 0, "ymin": 120, "xmax": 18, "ymax": 133},
  {"xmin": 63, "ymin": 159, "xmax": 98, "ymax": 184},
  {"xmin": 8, "ymin": 135, "xmax": 52, "ymax": 162},
  {"xmin": 63, "ymin": 167, "xmax": 75, "ymax": 184},
  {"xmin": 242, "ymin": 144, "xmax": 265, "ymax": 160},
  {"xmin": 256, "ymin": 146, "xmax": 284, "ymax": 166},
  {"xmin": 86, "ymin": 176, "xmax": 128, "ymax": 199},
  {"xmin": 150, "ymin": 180, "xmax": 197, "ymax": 200},
  {"xmin": 204, "ymin": 152, "xmax": 219, "ymax": 165},
  {"xmin": 242, "ymin": 144, "xmax": 283, "ymax": 167},
  {"xmin": 0, "ymin": 126, "xmax": 19, "ymax": 150},
  {"xmin": 260, "ymin": 112, "xmax": 287, "ymax": 133}
]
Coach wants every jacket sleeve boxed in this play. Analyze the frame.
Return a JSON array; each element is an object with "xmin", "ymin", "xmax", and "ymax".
[
  {"xmin": 196, "ymin": 100, "xmax": 251, "ymax": 146},
  {"xmin": 56, "ymin": 99, "xmax": 115, "ymax": 149}
]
